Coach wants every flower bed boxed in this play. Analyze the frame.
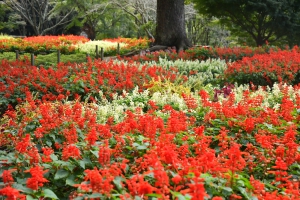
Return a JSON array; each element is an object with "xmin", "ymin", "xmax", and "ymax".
[
  {"xmin": 75, "ymin": 40, "xmax": 128, "ymax": 56},
  {"xmin": 225, "ymin": 46, "xmax": 300, "ymax": 86},
  {"xmin": 0, "ymin": 35, "xmax": 89, "ymax": 54},
  {"xmin": 0, "ymin": 83, "xmax": 299, "ymax": 199},
  {"xmin": 0, "ymin": 59, "xmax": 182, "ymax": 115},
  {"xmin": 121, "ymin": 45, "xmax": 274, "ymax": 63},
  {"xmin": 0, "ymin": 42, "xmax": 299, "ymax": 199}
]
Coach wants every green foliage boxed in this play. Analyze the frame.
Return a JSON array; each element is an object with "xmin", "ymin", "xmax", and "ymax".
[
  {"xmin": 36, "ymin": 52, "xmax": 92, "ymax": 66},
  {"xmin": 192, "ymin": 0, "xmax": 300, "ymax": 47},
  {"xmin": 0, "ymin": 52, "xmax": 92, "ymax": 67}
]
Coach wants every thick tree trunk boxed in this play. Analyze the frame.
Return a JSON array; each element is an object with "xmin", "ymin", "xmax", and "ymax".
[{"xmin": 155, "ymin": 0, "xmax": 191, "ymax": 51}]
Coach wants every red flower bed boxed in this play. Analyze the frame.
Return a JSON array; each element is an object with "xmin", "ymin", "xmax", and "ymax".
[
  {"xmin": 224, "ymin": 46, "xmax": 300, "ymax": 86},
  {"xmin": 23, "ymin": 35, "xmax": 89, "ymax": 45},
  {"xmin": 0, "ymin": 59, "xmax": 182, "ymax": 115},
  {"xmin": 0, "ymin": 84, "xmax": 299, "ymax": 199},
  {"xmin": 120, "ymin": 45, "xmax": 274, "ymax": 63},
  {"xmin": 0, "ymin": 40, "xmax": 299, "ymax": 199}
]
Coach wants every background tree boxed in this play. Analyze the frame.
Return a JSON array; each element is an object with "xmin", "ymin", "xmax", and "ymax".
[
  {"xmin": 0, "ymin": 2, "xmax": 26, "ymax": 35},
  {"xmin": 192, "ymin": 0, "xmax": 300, "ymax": 46},
  {"xmin": 155, "ymin": 0, "xmax": 191, "ymax": 51},
  {"xmin": 185, "ymin": 4, "xmax": 231, "ymax": 46},
  {"xmin": 96, "ymin": 6, "xmax": 138, "ymax": 39},
  {"xmin": 3, "ymin": 0, "xmax": 74, "ymax": 35},
  {"xmin": 65, "ymin": 0, "xmax": 111, "ymax": 40},
  {"xmin": 112, "ymin": 0, "xmax": 156, "ymax": 40}
]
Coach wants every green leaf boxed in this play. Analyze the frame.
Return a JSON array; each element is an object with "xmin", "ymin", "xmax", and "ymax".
[
  {"xmin": 54, "ymin": 169, "xmax": 69, "ymax": 180},
  {"xmin": 43, "ymin": 189, "xmax": 58, "ymax": 199},
  {"xmin": 90, "ymin": 150, "xmax": 99, "ymax": 158},
  {"xmin": 66, "ymin": 174, "xmax": 76, "ymax": 186},
  {"xmin": 79, "ymin": 157, "xmax": 92, "ymax": 169},
  {"xmin": 88, "ymin": 193, "xmax": 103, "ymax": 198},
  {"xmin": 133, "ymin": 142, "xmax": 148, "ymax": 150},
  {"xmin": 26, "ymin": 195, "xmax": 37, "ymax": 200},
  {"xmin": 12, "ymin": 183, "xmax": 33, "ymax": 194},
  {"xmin": 113, "ymin": 176, "xmax": 124, "ymax": 190},
  {"xmin": 237, "ymin": 186, "xmax": 253, "ymax": 200},
  {"xmin": 221, "ymin": 186, "xmax": 233, "ymax": 196},
  {"xmin": 50, "ymin": 154, "xmax": 58, "ymax": 161},
  {"xmin": 170, "ymin": 190, "xmax": 188, "ymax": 200},
  {"xmin": 46, "ymin": 140, "xmax": 52, "ymax": 146}
]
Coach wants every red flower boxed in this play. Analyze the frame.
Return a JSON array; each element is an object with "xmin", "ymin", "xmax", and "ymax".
[
  {"xmin": 41, "ymin": 147, "xmax": 54, "ymax": 163},
  {"xmin": 172, "ymin": 175, "xmax": 182, "ymax": 185},
  {"xmin": 243, "ymin": 117, "xmax": 255, "ymax": 133},
  {"xmin": 26, "ymin": 166, "xmax": 49, "ymax": 190},
  {"xmin": 126, "ymin": 175, "xmax": 155, "ymax": 196},
  {"xmin": 212, "ymin": 197, "xmax": 224, "ymax": 200},
  {"xmin": 15, "ymin": 134, "xmax": 31, "ymax": 153},
  {"xmin": 0, "ymin": 186, "xmax": 25, "ymax": 200},
  {"xmin": 62, "ymin": 145, "xmax": 81, "ymax": 160},
  {"xmin": 188, "ymin": 177, "xmax": 208, "ymax": 200},
  {"xmin": 1, "ymin": 170, "xmax": 14, "ymax": 184},
  {"xmin": 194, "ymin": 126, "xmax": 205, "ymax": 137},
  {"xmin": 85, "ymin": 127, "xmax": 98, "ymax": 145},
  {"xmin": 98, "ymin": 140, "xmax": 111, "ymax": 166},
  {"xmin": 182, "ymin": 93, "xmax": 198, "ymax": 109}
]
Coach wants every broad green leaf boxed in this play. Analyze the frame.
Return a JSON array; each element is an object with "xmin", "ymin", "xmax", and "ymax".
[
  {"xmin": 79, "ymin": 160, "xmax": 85, "ymax": 169},
  {"xmin": 90, "ymin": 150, "xmax": 99, "ymax": 158},
  {"xmin": 43, "ymin": 189, "xmax": 59, "ymax": 199},
  {"xmin": 12, "ymin": 183, "xmax": 33, "ymax": 194},
  {"xmin": 66, "ymin": 174, "xmax": 80, "ymax": 186},
  {"xmin": 50, "ymin": 154, "xmax": 58, "ymax": 161},
  {"xmin": 79, "ymin": 157, "xmax": 92, "ymax": 169},
  {"xmin": 54, "ymin": 169, "xmax": 69, "ymax": 180}
]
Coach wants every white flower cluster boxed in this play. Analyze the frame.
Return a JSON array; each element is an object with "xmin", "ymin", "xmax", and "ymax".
[
  {"xmin": 94, "ymin": 87, "xmax": 191, "ymax": 123},
  {"xmin": 231, "ymin": 83, "xmax": 300, "ymax": 110},
  {"xmin": 151, "ymin": 91, "xmax": 187, "ymax": 111},
  {"xmin": 145, "ymin": 57, "xmax": 229, "ymax": 87}
]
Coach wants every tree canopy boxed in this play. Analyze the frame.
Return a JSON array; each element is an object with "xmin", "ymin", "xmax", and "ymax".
[
  {"xmin": 3, "ymin": 0, "xmax": 74, "ymax": 35},
  {"xmin": 192, "ymin": 0, "xmax": 300, "ymax": 46}
]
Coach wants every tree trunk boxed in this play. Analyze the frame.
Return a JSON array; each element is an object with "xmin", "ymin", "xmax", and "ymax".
[
  {"xmin": 82, "ymin": 23, "xmax": 96, "ymax": 40},
  {"xmin": 155, "ymin": 0, "xmax": 191, "ymax": 52}
]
